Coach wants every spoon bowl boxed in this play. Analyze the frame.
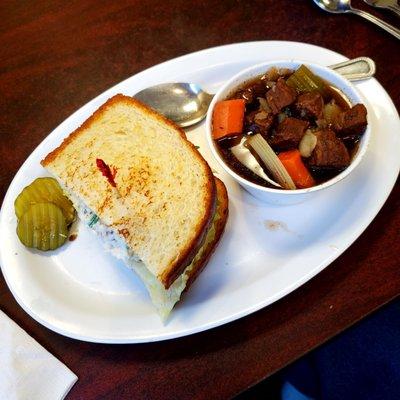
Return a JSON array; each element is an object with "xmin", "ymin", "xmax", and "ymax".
[
  {"xmin": 315, "ymin": 0, "xmax": 351, "ymax": 13},
  {"xmin": 134, "ymin": 83, "xmax": 213, "ymax": 127}
]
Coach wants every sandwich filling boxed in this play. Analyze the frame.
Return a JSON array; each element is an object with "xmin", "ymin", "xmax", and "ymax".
[{"xmin": 65, "ymin": 186, "xmax": 220, "ymax": 320}]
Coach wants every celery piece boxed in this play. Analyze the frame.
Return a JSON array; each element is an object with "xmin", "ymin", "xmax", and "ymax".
[
  {"xmin": 246, "ymin": 134, "xmax": 296, "ymax": 190},
  {"xmin": 88, "ymin": 214, "xmax": 99, "ymax": 227},
  {"xmin": 286, "ymin": 65, "xmax": 329, "ymax": 97}
]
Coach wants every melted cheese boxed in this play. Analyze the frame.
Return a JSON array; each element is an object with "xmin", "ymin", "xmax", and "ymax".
[
  {"xmin": 68, "ymin": 186, "xmax": 220, "ymax": 320},
  {"xmin": 131, "ymin": 213, "xmax": 218, "ymax": 320}
]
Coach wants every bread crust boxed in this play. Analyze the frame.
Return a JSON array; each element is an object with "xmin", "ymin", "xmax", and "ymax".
[
  {"xmin": 41, "ymin": 94, "xmax": 217, "ymax": 289},
  {"xmin": 185, "ymin": 177, "xmax": 229, "ymax": 290},
  {"xmin": 42, "ymin": 94, "xmax": 191, "ymax": 167},
  {"xmin": 161, "ymin": 178, "xmax": 216, "ymax": 288}
]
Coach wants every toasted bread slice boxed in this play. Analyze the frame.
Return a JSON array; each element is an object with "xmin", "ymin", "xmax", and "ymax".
[{"xmin": 41, "ymin": 94, "xmax": 216, "ymax": 288}]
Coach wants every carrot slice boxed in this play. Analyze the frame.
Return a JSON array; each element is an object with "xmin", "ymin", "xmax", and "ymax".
[
  {"xmin": 212, "ymin": 99, "xmax": 245, "ymax": 140},
  {"xmin": 278, "ymin": 149, "xmax": 316, "ymax": 189}
]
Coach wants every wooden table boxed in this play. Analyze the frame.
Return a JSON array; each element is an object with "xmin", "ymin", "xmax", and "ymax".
[{"xmin": 1, "ymin": 1, "xmax": 399, "ymax": 398}]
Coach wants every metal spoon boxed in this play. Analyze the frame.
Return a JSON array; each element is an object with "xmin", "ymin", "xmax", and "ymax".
[
  {"xmin": 363, "ymin": 0, "xmax": 400, "ymax": 18},
  {"xmin": 135, "ymin": 83, "xmax": 213, "ymax": 128},
  {"xmin": 313, "ymin": 0, "xmax": 400, "ymax": 39},
  {"xmin": 134, "ymin": 57, "xmax": 375, "ymax": 128}
]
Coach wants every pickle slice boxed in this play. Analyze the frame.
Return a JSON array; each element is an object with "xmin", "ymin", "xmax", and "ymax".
[
  {"xmin": 14, "ymin": 177, "xmax": 75, "ymax": 224},
  {"xmin": 16, "ymin": 203, "xmax": 68, "ymax": 251}
]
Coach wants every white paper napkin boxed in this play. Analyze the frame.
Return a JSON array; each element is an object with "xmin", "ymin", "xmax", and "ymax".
[{"xmin": 0, "ymin": 309, "xmax": 78, "ymax": 400}]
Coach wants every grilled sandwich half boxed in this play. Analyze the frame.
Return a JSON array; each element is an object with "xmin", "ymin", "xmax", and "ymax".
[{"xmin": 41, "ymin": 94, "xmax": 228, "ymax": 319}]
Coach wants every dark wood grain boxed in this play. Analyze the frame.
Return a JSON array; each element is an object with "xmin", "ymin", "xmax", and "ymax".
[{"xmin": 0, "ymin": 1, "xmax": 399, "ymax": 399}]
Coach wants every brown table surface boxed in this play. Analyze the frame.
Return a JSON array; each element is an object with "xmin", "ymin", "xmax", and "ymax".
[{"xmin": 1, "ymin": 0, "xmax": 399, "ymax": 399}]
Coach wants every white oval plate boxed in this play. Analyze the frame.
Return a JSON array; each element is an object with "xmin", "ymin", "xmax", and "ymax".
[{"xmin": 1, "ymin": 41, "xmax": 399, "ymax": 343}]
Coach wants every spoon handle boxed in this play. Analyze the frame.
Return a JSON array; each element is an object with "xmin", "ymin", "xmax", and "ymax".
[
  {"xmin": 329, "ymin": 57, "xmax": 376, "ymax": 81},
  {"xmin": 388, "ymin": 4, "xmax": 400, "ymax": 17},
  {"xmin": 351, "ymin": 8, "xmax": 400, "ymax": 39}
]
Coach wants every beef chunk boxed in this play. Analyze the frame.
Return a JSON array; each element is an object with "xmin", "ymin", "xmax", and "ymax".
[
  {"xmin": 246, "ymin": 110, "xmax": 274, "ymax": 136},
  {"xmin": 266, "ymin": 78, "xmax": 297, "ymax": 114},
  {"xmin": 255, "ymin": 113, "xmax": 274, "ymax": 136},
  {"xmin": 246, "ymin": 110, "xmax": 258, "ymax": 125},
  {"xmin": 309, "ymin": 129, "xmax": 350, "ymax": 169},
  {"xmin": 235, "ymin": 81, "xmax": 267, "ymax": 105},
  {"xmin": 295, "ymin": 92, "xmax": 324, "ymax": 119},
  {"xmin": 333, "ymin": 104, "xmax": 367, "ymax": 136},
  {"xmin": 269, "ymin": 117, "xmax": 309, "ymax": 150}
]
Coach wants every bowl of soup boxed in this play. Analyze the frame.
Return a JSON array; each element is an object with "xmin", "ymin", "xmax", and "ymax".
[{"xmin": 205, "ymin": 60, "xmax": 370, "ymax": 204}]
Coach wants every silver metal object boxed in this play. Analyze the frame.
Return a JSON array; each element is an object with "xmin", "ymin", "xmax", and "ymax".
[
  {"xmin": 134, "ymin": 83, "xmax": 213, "ymax": 128},
  {"xmin": 313, "ymin": 0, "xmax": 400, "ymax": 39},
  {"xmin": 329, "ymin": 57, "xmax": 376, "ymax": 81},
  {"xmin": 134, "ymin": 57, "xmax": 376, "ymax": 127},
  {"xmin": 363, "ymin": 0, "xmax": 400, "ymax": 18}
]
